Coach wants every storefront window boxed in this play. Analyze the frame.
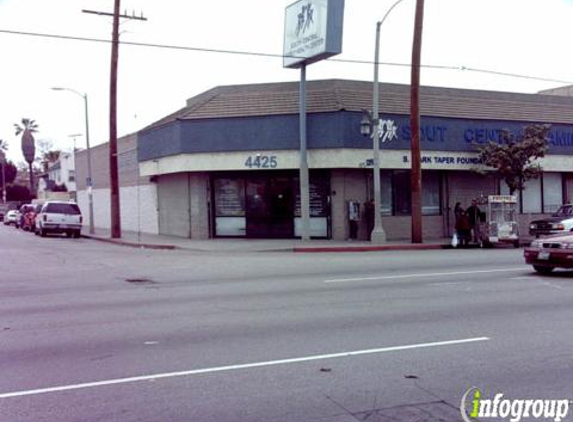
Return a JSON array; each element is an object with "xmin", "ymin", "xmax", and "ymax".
[
  {"xmin": 293, "ymin": 172, "xmax": 330, "ymax": 238},
  {"xmin": 294, "ymin": 176, "xmax": 329, "ymax": 217},
  {"xmin": 380, "ymin": 171, "xmax": 392, "ymax": 216},
  {"xmin": 391, "ymin": 170, "xmax": 441, "ymax": 216},
  {"xmin": 393, "ymin": 171, "xmax": 411, "ymax": 215},
  {"xmin": 214, "ymin": 179, "xmax": 245, "ymax": 216},
  {"xmin": 543, "ymin": 173, "xmax": 563, "ymax": 213},
  {"xmin": 500, "ymin": 173, "xmax": 563, "ymax": 214},
  {"xmin": 522, "ymin": 177, "xmax": 542, "ymax": 213},
  {"xmin": 214, "ymin": 171, "xmax": 330, "ymax": 239},
  {"xmin": 422, "ymin": 171, "xmax": 441, "ymax": 215},
  {"xmin": 214, "ymin": 178, "xmax": 246, "ymax": 236}
]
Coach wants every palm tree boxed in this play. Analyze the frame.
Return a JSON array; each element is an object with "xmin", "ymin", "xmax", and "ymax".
[
  {"xmin": 14, "ymin": 118, "xmax": 38, "ymax": 196},
  {"xmin": 41, "ymin": 150, "xmax": 61, "ymax": 172}
]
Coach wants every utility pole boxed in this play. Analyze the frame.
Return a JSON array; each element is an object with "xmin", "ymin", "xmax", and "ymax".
[
  {"xmin": 83, "ymin": 4, "xmax": 146, "ymax": 239},
  {"xmin": 0, "ymin": 150, "xmax": 6, "ymax": 204},
  {"xmin": 410, "ymin": 0, "xmax": 425, "ymax": 243}
]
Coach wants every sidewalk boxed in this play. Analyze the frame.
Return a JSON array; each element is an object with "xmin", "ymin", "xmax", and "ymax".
[{"xmin": 81, "ymin": 228, "xmax": 452, "ymax": 253}]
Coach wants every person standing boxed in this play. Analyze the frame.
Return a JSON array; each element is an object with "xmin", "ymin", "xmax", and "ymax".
[
  {"xmin": 363, "ymin": 199, "xmax": 374, "ymax": 241},
  {"xmin": 455, "ymin": 209, "xmax": 471, "ymax": 247},
  {"xmin": 454, "ymin": 202, "xmax": 463, "ymax": 220},
  {"xmin": 467, "ymin": 199, "xmax": 482, "ymax": 243}
]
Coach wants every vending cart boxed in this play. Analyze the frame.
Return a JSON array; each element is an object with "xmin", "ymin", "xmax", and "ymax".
[{"xmin": 479, "ymin": 195, "xmax": 520, "ymax": 248}]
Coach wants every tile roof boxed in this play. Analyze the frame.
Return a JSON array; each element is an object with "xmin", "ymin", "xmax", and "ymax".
[{"xmin": 143, "ymin": 79, "xmax": 573, "ymax": 131}]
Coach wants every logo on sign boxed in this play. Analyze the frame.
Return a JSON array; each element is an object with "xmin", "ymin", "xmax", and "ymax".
[
  {"xmin": 378, "ymin": 119, "xmax": 398, "ymax": 143},
  {"xmin": 295, "ymin": 2, "xmax": 315, "ymax": 37},
  {"xmin": 460, "ymin": 387, "xmax": 570, "ymax": 422}
]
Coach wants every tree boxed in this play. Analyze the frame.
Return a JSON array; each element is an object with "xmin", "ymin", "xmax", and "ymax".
[
  {"xmin": 35, "ymin": 139, "xmax": 59, "ymax": 169},
  {"xmin": 14, "ymin": 118, "xmax": 38, "ymax": 197},
  {"xmin": 52, "ymin": 183, "xmax": 68, "ymax": 192},
  {"xmin": 40, "ymin": 150, "xmax": 61, "ymax": 173},
  {"xmin": 1, "ymin": 161, "xmax": 17, "ymax": 187},
  {"xmin": 0, "ymin": 139, "xmax": 8, "ymax": 201},
  {"xmin": 6, "ymin": 184, "xmax": 30, "ymax": 202},
  {"xmin": 475, "ymin": 124, "xmax": 550, "ymax": 195}
]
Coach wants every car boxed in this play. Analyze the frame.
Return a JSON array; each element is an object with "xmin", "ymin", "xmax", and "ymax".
[
  {"xmin": 524, "ymin": 234, "xmax": 573, "ymax": 273},
  {"xmin": 3, "ymin": 209, "xmax": 19, "ymax": 225},
  {"xmin": 15, "ymin": 204, "xmax": 35, "ymax": 229},
  {"xmin": 28, "ymin": 203, "xmax": 43, "ymax": 232},
  {"xmin": 529, "ymin": 204, "xmax": 573, "ymax": 238},
  {"xmin": 35, "ymin": 201, "xmax": 82, "ymax": 238},
  {"xmin": 19, "ymin": 203, "xmax": 41, "ymax": 232}
]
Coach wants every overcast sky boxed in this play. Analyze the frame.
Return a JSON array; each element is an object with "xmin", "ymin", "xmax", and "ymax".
[{"xmin": 1, "ymin": 0, "xmax": 572, "ymax": 163}]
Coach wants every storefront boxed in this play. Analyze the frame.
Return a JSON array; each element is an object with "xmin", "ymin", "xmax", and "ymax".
[
  {"xmin": 212, "ymin": 170, "xmax": 330, "ymax": 238},
  {"xmin": 137, "ymin": 79, "xmax": 573, "ymax": 240}
]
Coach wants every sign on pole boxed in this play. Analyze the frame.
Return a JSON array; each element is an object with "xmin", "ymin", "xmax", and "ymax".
[
  {"xmin": 283, "ymin": 0, "xmax": 344, "ymax": 69},
  {"xmin": 283, "ymin": 0, "xmax": 344, "ymax": 241}
]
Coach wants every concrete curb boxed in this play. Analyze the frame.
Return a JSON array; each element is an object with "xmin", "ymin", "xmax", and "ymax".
[
  {"xmin": 82, "ymin": 234, "xmax": 452, "ymax": 253},
  {"xmin": 293, "ymin": 243, "xmax": 449, "ymax": 253},
  {"xmin": 82, "ymin": 235, "xmax": 178, "ymax": 250}
]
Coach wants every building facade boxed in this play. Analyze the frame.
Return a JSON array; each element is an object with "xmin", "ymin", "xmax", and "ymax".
[
  {"xmin": 75, "ymin": 132, "xmax": 158, "ymax": 234},
  {"xmin": 77, "ymin": 80, "xmax": 573, "ymax": 240}
]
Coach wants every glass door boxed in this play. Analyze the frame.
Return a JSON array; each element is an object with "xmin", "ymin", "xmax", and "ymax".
[
  {"xmin": 245, "ymin": 175, "xmax": 295, "ymax": 238},
  {"xmin": 268, "ymin": 177, "xmax": 294, "ymax": 238},
  {"xmin": 246, "ymin": 177, "xmax": 270, "ymax": 238}
]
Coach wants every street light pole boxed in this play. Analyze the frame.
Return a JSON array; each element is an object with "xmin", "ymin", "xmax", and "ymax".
[
  {"xmin": 83, "ymin": 93, "xmax": 95, "ymax": 235},
  {"xmin": 52, "ymin": 87, "xmax": 95, "ymax": 234},
  {"xmin": 370, "ymin": 0, "xmax": 408, "ymax": 244}
]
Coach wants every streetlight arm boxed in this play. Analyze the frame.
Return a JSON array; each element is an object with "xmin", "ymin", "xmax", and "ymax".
[
  {"xmin": 52, "ymin": 86, "xmax": 85, "ymax": 100},
  {"xmin": 377, "ymin": 0, "xmax": 407, "ymax": 28}
]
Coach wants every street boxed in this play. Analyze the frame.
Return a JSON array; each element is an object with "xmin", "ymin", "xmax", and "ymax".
[{"xmin": 1, "ymin": 225, "xmax": 573, "ymax": 422}]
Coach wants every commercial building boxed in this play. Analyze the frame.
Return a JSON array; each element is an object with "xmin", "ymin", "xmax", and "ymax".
[{"xmin": 76, "ymin": 79, "xmax": 573, "ymax": 240}]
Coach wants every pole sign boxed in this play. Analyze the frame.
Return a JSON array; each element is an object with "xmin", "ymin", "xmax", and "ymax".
[{"xmin": 283, "ymin": 0, "xmax": 344, "ymax": 68}]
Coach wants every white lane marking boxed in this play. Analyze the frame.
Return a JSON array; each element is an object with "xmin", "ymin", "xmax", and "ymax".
[
  {"xmin": 0, "ymin": 337, "xmax": 489, "ymax": 399},
  {"xmin": 510, "ymin": 277, "xmax": 565, "ymax": 289},
  {"xmin": 541, "ymin": 281, "xmax": 565, "ymax": 290},
  {"xmin": 325, "ymin": 267, "xmax": 526, "ymax": 284}
]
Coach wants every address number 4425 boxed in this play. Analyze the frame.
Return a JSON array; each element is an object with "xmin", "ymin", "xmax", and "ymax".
[{"xmin": 244, "ymin": 155, "xmax": 278, "ymax": 169}]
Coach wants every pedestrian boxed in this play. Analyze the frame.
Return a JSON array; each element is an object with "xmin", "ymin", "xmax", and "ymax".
[
  {"xmin": 363, "ymin": 199, "xmax": 374, "ymax": 240},
  {"xmin": 454, "ymin": 202, "xmax": 463, "ymax": 220},
  {"xmin": 455, "ymin": 210, "xmax": 471, "ymax": 247},
  {"xmin": 466, "ymin": 199, "xmax": 482, "ymax": 243}
]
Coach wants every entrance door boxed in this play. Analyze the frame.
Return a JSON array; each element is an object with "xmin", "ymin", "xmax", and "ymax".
[
  {"xmin": 246, "ymin": 177, "xmax": 269, "ymax": 238},
  {"xmin": 246, "ymin": 176, "xmax": 294, "ymax": 238},
  {"xmin": 268, "ymin": 177, "xmax": 294, "ymax": 238}
]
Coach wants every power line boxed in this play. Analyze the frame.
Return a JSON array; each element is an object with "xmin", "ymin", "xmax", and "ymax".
[{"xmin": 1, "ymin": 27, "xmax": 572, "ymax": 85}]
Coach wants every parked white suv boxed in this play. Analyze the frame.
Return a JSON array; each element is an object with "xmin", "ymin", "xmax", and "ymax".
[{"xmin": 35, "ymin": 201, "xmax": 82, "ymax": 238}]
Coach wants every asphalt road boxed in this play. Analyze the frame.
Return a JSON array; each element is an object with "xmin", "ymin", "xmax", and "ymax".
[{"xmin": 1, "ymin": 224, "xmax": 573, "ymax": 422}]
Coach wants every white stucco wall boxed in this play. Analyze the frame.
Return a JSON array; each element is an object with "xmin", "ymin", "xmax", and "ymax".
[{"xmin": 77, "ymin": 184, "xmax": 159, "ymax": 234}]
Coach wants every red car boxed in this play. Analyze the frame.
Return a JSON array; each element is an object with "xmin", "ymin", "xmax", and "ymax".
[
  {"xmin": 16, "ymin": 204, "xmax": 36, "ymax": 231},
  {"xmin": 524, "ymin": 234, "xmax": 573, "ymax": 274}
]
